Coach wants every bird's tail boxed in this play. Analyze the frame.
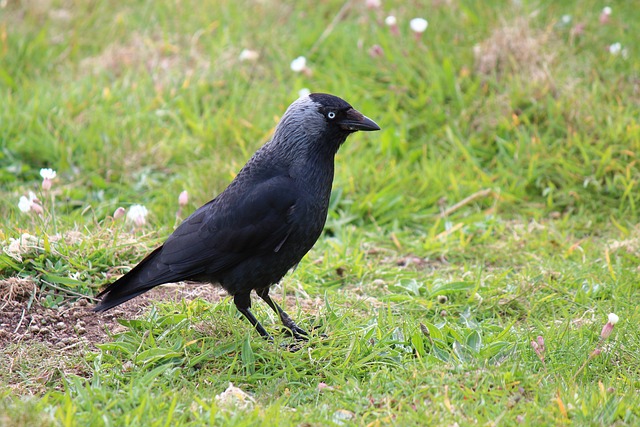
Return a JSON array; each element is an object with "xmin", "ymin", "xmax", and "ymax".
[{"xmin": 93, "ymin": 246, "xmax": 174, "ymax": 312}]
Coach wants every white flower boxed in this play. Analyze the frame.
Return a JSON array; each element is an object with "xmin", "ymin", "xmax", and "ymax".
[
  {"xmin": 126, "ymin": 204, "xmax": 148, "ymax": 227},
  {"xmin": 602, "ymin": 6, "xmax": 612, "ymax": 16},
  {"xmin": 18, "ymin": 191, "xmax": 41, "ymax": 214},
  {"xmin": 215, "ymin": 383, "xmax": 255, "ymax": 409},
  {"xmin": 39, "ymin": 168, "xmax": 57, "ymax": 180},
  {"xmin": 608, "ymin": 313, "xmax": 619, "ymax": 325},
  {"xmin": 18, "ymin": 196, "xmax": 32, "ymax": 213},
  {"xmin": 4, "ymin": 233, "xmax": 39, "ymax": 262},
  {"xmin": 609, "ymin": 42, "xmax": 622, "ymax": 55},
  {"xmin": 561, "ymin": 14, "xmax": 571, "ymax": 24},
  {"xmin": 290, "ymin": 56, "xmax": 307, "ymax": 73},
  {"xmin": 238, "ymin": 49, "xmax": 259, "ymax": 62},
  {"xmin": 410, "ymin": 17, "xmax": 428, "ymax": 33},
  {"xmin": 385, "ymin": 15, "xmax": 397, "ymax": 26},
  {"xmin": 298, "ymin": 88, "xmax": 311, "ymax": 98}
]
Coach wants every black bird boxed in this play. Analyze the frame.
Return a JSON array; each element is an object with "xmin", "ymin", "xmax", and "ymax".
[{"xmin": 94, "ymin": 93, "xmax": 380, "ymax": 340}]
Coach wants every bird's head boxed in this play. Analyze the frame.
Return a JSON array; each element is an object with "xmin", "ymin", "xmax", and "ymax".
[
  {"xmin": 305, "ymin": 93, "xmax": 380, "ymax": 133},
  {"xmin": 272, "ymin": 93, "xmax": 380, "ymax": 158}
]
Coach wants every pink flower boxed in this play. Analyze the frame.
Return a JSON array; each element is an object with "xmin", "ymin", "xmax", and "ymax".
[
  {"xmin": 365, "ymin": 0, "xmax": 381, "ymax": 9},
  {"xmin": 599, "ymin": 6, "xmax": 611, "ymax": 24},
  {"xmin": 368, "ymin": 44, "xmax": 384, "ymax": 58},
  {"xmin": 113, "ymin": 207, "xmax": 126, "ymax": 220},
  {"xmin": 531, "ymin": 335, "xmax": 545, "ymax": 362},
  {"xmin": 570, "ymin": 23, "xmax": 585, "ymax": 37},
  {"xmin": 18, "ymin": 191, "xmax": 43, "ymax": 215},
  {"xmin": 40, "ymin": 168, "xmax": 57, "ymax": 191},
  {"xmin": 178, "ymin": 190, "xmax": 188, "ymax": 207},
  {"xmin": 31, "ymin": 201, "xmax": 44, "ymax": 215},
  {"xmin": 385, "ymin": 16, "xmax": 399, "ymax": 36},
  {"xmin": 317, "ymin": 382, "xmax": 334, "ymax": 391},
  {"xmin": 600, "ymin": 313, "xmax": 619, "ymax": 340}
]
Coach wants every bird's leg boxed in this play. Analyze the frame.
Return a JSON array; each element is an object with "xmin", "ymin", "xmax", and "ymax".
[
  {"xmin": 256, "ymin": 288, "xmax": 308, "ymax": 341},
  {"xmin": 233, "ymin": 293, "xmax": 272, "ymax": 340}
]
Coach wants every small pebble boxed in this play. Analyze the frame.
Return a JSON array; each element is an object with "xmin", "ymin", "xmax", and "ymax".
[{"xmin": 371, "ymin": 279, "xmax": 385, "ymax": 287}]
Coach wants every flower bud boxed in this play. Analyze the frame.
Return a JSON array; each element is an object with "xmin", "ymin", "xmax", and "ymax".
[
  {"xmin": 31, "ymin": 202, "xmax": 44, "ymax": 215},
  {"xmin": 113, "ymin": 207, "xmax": 126, "ymax": 220},
  {"xmin": 600, "ymin": 313, "xmax": 619, "ymax": 340},
  {"xmin": 178, "ymin": 190, "xmax": 189, "ymax": 207}
]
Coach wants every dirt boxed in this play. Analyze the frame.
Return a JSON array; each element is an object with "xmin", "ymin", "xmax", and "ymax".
[
  {"xmin": 0, "ymin": 281, "xmax": 227, "ymax": 352},
  {"xmin": 0, "ymin": 279, "xmax": 232, "ymax": 394}
]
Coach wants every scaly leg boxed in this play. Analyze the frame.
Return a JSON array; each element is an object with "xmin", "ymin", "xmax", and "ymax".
[
  {"xmin": 233, "ymin": 293, "xmax": 272, "ymax": 340},
  {"xmin": 256, "ymin": 288, "xmax": 308, "ymax": 341}
]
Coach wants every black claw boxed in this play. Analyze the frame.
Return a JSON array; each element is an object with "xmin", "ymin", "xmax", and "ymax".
[
  {"xmin": 280, "ymin": 341, "xmax": 304, "ymax": 352},
  {"xmin": 282, "ymin": 318, "xmax": 308, "ymax": 340}
]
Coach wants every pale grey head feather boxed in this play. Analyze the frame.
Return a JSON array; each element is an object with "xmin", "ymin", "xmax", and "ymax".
[{"xmin": 270, "ymin": 95, "xmax": 327, "ymax": 152}]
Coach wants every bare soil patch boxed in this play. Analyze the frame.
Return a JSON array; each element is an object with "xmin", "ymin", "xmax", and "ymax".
[
  {"xmin": 0, "ymin": 280, "xmax": 228, "ymax": 394},
  {"xmin": 0, "ymin": 282, "xmax": 227, "ymax": 352}
]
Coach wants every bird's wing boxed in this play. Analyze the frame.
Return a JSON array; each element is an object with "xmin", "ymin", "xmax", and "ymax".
[{"xmin": 159, "ymin": 175, "xmax": 299, "ymax": 277}]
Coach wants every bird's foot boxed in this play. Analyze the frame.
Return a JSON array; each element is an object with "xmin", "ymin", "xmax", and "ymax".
[
  {"xmin": 280, "ymin": 341, "xmax": 304, "ymax": 352},
  {"xmin": 281, "ymin": 319, "xmax": 309, "ymax": 341}
]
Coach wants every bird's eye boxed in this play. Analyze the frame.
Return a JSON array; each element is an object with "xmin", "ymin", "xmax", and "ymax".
[{"xmin": 327, "ymin": 111, "xmax": 336, "ymax": 119}]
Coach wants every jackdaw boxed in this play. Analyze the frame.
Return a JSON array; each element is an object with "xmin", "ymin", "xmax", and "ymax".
[{"xmin": 94, "ymin": 93, "xmax": 380, "ymax": 340}]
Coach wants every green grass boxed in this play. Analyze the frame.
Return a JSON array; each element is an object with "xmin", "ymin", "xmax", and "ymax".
[{"xmin": 2, "ymin": 0, "xmax": 640, "ymax": 425}]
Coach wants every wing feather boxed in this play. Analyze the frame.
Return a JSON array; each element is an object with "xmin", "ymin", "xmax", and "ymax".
[{"xmin": 159, "ymin": 175, "xmax": 297, "ymax": 276}]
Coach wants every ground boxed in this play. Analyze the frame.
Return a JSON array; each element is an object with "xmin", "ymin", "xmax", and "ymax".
[{"xmin": 2, "ymin": 0, "xmax": 640, "ymax": 425}]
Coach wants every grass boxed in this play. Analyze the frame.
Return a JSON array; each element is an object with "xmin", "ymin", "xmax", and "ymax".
[{"xmin": 1, "ymin": 0, "xmax": 640, "ymax": 425}]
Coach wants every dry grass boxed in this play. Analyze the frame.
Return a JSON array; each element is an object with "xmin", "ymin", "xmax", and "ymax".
[
  {"xmin": 0, "ymin": 276, "xmax": 37, "ymax": 309},
  {"xmin": 80, "ymin": 31, "xmax": 213, "ymax": 89},
  {"xmin": 473, "ymin": 16, "xmax": 555, "ymax": 83}
]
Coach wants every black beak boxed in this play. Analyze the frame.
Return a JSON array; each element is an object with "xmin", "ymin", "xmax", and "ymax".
[{"xmin": 339, "ymin": 108, "xmax": 381, "ymax": 132}]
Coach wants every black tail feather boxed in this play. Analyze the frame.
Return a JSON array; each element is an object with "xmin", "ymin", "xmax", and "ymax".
[
  {"xmin": 93, "ymin": 285, "xmax": 158, "ymax": 312},
  {"xmin": 93, "ymin": 246, "xmax": 180, "ymax": 312}
]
